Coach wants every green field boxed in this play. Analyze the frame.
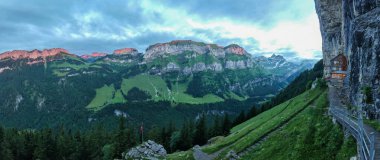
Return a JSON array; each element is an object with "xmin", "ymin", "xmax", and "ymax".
[
  {"xmin": 49, "ymin": 61, "xmax": 101, "ymax": 77},
  {"xmin": 121, "ymin": 74, "xmax": 224, "ymax": 104},
  {"xmin": 241, "ymin": 91, "xmax": 357, "ymax": 160},
  {"xmin": 86, "ymin": 84, "xmax": 126, "ymax": 111},
  {"xmin": 201, "ymin": 88, "xmax": 324, "ymax": 156},
  {"xmin": 85, "ymin": 74, "xmax": 228, "ymax": 112}
]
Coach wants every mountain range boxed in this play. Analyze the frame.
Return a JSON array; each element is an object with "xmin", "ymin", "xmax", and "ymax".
[{"xmin": 0, "ymin": 40, "xmax": 316, "ymax": 129}]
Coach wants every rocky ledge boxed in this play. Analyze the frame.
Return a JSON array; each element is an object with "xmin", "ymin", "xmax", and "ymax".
[
  {"xmin": 0, "ymin": 48, "xmax": 71, "ymax": 60},
  {"xmin": 122, "ymin": 140, "xmax": 167, "ymax": 160}
]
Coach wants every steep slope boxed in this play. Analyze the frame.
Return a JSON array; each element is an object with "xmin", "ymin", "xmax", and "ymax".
[
  {"xmin": 201, "ymin": 88, "xmax": 324, "ymax": 158},
  {"xmin": 167, "ymin": 86, "xmax": 356, "ymax": 160},
  {"xmin": 241, "ymin": 91, "xmax": 356, "ymax": 160}
]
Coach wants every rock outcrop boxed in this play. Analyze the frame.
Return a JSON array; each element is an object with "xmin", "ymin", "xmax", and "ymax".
[
  {"xmin": 113, "ymin": 48, "xmax": 139, "ymax": 56},
  {"xmin": 122, "ymin": 140, "xmax": 167, "ymax": 160},
  {"xmin": 315, "ymin": 0, "xmax": 380, "ymax": 112},
  {"xmin": 144, "ymin": 40, "xmax": 247, "ymax": 60},
  {"xmin": 224, "ymin": 44, "xmax": 248, "ymax": 55},
  {"xmin": 0, "ymin": 48, "xmax": 71, "ymax": 60}
]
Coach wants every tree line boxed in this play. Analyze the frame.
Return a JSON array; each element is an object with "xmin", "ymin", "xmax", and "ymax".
[{"xmin": 0, "ymin": 105, "xmax": 264, "ymax": 160}]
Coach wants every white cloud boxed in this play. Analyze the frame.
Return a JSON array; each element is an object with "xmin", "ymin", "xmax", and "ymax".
[
  {"xmin": 135, "ymin": 0, "xmax": 322, "ymax": 59},
  {"xmin": 14, "ymin": 0, "xmax": 321, "ymax": 59}
]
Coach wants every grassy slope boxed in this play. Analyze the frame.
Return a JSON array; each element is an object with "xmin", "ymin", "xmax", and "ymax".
[
  {"xmin": 365, "ymin": 119, "xmax": 380, "ymax": 132},
  {"xmin": 86, "ymin": 84, "xmax": 125, "ymax": 111},
  {"xmin": 49, "ymin": 58, "xmax": 101, "ymax": 77},
  {"xmin": 167, "ymin": 151, "xmax": 194, "ymax": 160},
  {"xmin": 202, "ymin": 88, "xmax": 324, "ymax": 155},
  {"xmin": 85, "ymin": 74, "xmax": 237, "ymax": 112},
  {"xmin": 121, "ymin": 74, "xmax": 224, "ymax": 104},
  {"xmin": 241, "ymin": 91, "xmax": 357, "ymax": 160}
]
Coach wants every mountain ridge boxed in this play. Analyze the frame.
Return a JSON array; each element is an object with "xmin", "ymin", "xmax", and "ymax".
[{"xmin": 0, "ymin": 40, "xmax": 317, "ymax": 130}]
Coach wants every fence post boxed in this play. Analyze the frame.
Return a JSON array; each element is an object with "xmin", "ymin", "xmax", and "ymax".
[{"xmin": 370, "ymin": 132, "xmax": 375, "ymax": 160}]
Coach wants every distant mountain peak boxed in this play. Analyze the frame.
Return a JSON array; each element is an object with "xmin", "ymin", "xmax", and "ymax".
[
  {"xmin": 224, "ymin": 44, "xmax": 247, "ymax": 55},
  {"xmin": 269, "ymin": 54, "xmax": 286, "ymax": 61},
  {"xmin": 0, "ymin": 48, "xmax": 72, "ymax": 60},
  {"xmin": 81, "ymin": 52, "xmax": 107, "ymax": 59},
  {"xmin": 113, "ymin": 48, "xmax": 139, "ymax": 55},
  {"xmin": 146, "ymin": 40, "xmax": 209, "ymax": 52}
]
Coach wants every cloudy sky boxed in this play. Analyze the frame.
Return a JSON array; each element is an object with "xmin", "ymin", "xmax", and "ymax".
[{"xmin": 0, "ymin": 0, "xmax": 322, "ymax": 60}]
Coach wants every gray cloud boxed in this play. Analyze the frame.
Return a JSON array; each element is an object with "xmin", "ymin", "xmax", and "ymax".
[
  {"xmin": 157, "ymin": 0, "xmax": 314, "ymax": 26},
  {"xmin": 0, "ymin": 0, "xmax": 320, "ymax": 59}
]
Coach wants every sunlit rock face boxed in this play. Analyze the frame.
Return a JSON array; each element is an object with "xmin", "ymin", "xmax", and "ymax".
[
  {"xmin": 315, "ymin": 0, "xmax": 380, "ymax": 109},
  {"xmin": 113, "ymin": 48, "xmax": 139, "ymax": 55},
  {"xmin": 0, "ymin": 48, "xmax": 71, "ymax": 60},
  {"xmin": 224, "ymin": 44, "xmax": 248, "ymax": 55},
  {"xmin": 80, "ymin": 52, "xmax": 107, "ymax": 59}
]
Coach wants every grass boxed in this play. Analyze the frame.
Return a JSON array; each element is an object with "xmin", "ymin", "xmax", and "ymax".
[
  {"xmin": 224, "ymin": 92, "xmax": 247, "ymax": 101},
  {"xmin": 240, "ymin": 90, "xmax": 357, "ymax": 160},
  {"xmin": 201, "ymin": 88, "xmax": 324, "ymax": 155},
  {"xmin": 121, "ymin": 74, "xmax": 171, "ymax": 101},
  {"xmin": 364, "ymin": 119, "xmax": 380, "ymax": 132},
  {"xmin": 121, "ymin": 74, "xmax": 224, "ymax": 104},
  {"xmin": 86, "ymin": 84, "xmax": 126, "ymax": 111},
  {"xmin": 49, "ymin": 57, "xmax": 102, "ymax": 77},
  {"xmin": 171, "ymin": 81, "xmax": 224, "ymax": 104},
  {"xmin": 85, "ymin": 74, "xmax": 228, "ymax": 112},
  {"xmin": 166, "ymin": 151, "xmax": 194, "ymax": 160}
]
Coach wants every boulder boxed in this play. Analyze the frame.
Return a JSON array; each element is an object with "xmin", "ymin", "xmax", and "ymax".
[{"xmin": 122, "ymin": 140, "xmax": 167, "ymax": 160}]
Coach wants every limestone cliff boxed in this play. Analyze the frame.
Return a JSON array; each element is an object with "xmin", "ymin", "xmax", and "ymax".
[
  {"xmin": 80, "ymin": 52, "xmax": 107, "ymax": 60},
  {"xmin": 113, "ymin": 48, "xmax": 139, "ymax": 55},
  {"xmin": 0, "ymin": 48, "xmax": 71, "ymax": 60},
  {"xmin": 315, "ymin": 0, "xmax": 379, "ymax": 114},
  {"xmin": 143, "ymin": 40, "xmax": 247, "ymax": 60}
]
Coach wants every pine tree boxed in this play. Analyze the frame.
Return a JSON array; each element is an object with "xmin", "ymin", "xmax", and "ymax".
[
  {"xmin": 233, "ymin": 111, "xmax": 246, "ymax": 126},
  {"xmin": 179, "ymin": 120, "xmax": 193, "ymax": 150},
  {"xmin": 211, "ymin": 116, "xmax": 222, "ymax": 137},
  {"xmin": 222, "ymin": 113, "xmax": 231, "ymax": 136},
  {"xmin": 0, "ymin": 126, "xmax": 13, "ymax": 160},
  {"xmin": 113, "ymin": 116, "xmax": 128, "ymax": 158},
  {"xmin": 247, "ymin": 105, "xmax": 258, "ymax": 119},
  {"xmin": 194, "ymin": 114, "xmax": 207, "ymax": 145}
]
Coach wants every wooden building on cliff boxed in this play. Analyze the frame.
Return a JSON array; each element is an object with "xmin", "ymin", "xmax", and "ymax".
[{"xmin": 330, "ymin": 54, "xmax": 348, "ymax": 79}]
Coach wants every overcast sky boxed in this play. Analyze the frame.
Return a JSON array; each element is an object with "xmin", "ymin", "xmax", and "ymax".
[{"xmin": 0, "ymin": 0, "xmax": 322, "ymax": 60}]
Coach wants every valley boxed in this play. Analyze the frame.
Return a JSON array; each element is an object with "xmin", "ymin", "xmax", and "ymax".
[
  {"xmin": 1, "ymin": 0, "xmax": 379, "ymax": 159},
  {"xmin": 0, "ymin": 40, "xmax": 314, "ymax": 130}
]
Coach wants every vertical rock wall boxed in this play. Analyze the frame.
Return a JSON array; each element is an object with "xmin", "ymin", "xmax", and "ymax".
[
  {"xmin": 315, "ymin": 0, "xmax": 344, "ymax": 78},
  {"xmin": 315, "ymin": 0, "xmax": 380, "ymax": 112}
]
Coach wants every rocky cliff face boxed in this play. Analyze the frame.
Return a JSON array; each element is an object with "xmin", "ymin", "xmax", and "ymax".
[
  {"xmin": 80, "ymin": 52, "xmax": 107, "ymax": 60},
  {"xmin": 0, "ymin": 48, "xmax": 71, "ymax": 60},
  {"xmin": 315, "ymin": 0, "xmax": 380, "ymax": 111},
  {"xmin": 113, "ymin": 48, "xmax": 139, "ymax": 55},
  {"xmin": 144, "ymin": 40, "xmax": 247, "ymax": 60}
]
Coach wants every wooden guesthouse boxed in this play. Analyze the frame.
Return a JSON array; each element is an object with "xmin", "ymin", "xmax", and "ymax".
[{"xmin": 330, "ymin": 54, "xmax": 348, "ymax": 79}]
